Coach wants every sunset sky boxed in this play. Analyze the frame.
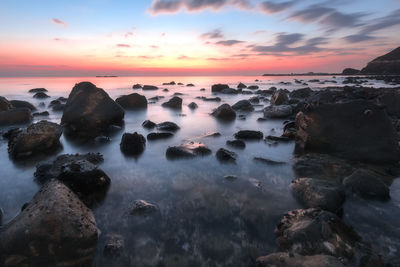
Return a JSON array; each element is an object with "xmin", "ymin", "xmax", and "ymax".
[{"xmin": 0, "ymin": 0, "xmax": 399, "ymax": 76}]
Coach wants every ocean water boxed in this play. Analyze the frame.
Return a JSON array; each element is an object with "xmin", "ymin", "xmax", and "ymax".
[{"xmin": 0, "ymin": 76, "xmax": 399, "ymax": 266}]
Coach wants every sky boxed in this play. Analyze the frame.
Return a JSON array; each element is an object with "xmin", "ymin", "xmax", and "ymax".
[{"xmin": 0, "ymin": 0, "xmax": 399, "ymax": 76}]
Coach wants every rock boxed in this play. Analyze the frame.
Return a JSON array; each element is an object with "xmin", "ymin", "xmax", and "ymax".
[
  {"xmin": 156, "ymin": 121, "xmax": 180, "ymax": 132},
  {"xmin": 237, "ymin": 82, "xmax": 247, "ymax": 89},
  {"xmin": 264, "ymin": 105, "xmax": 293, "ymax": 118},
  {"xmin": 173, "ymin": 92, "xmax": 183, "ymax": 96},
  {"xmin": 271, "ymin": 90, "xmax": 289, "ymax": 105},
  {"xmin": 186, "ymin": 83, "xmax": 194, "ymax": 87},
  {"xmin": 61, "ymin": 82, "xmax": 124, "ymax": 138},
  {"xmin": 253, "ymin": 157, "xmax": 286, "ymax": 165},
  {"xmin": 234, "ymin": 130, "xmax": 263, "ymax": 140},
  {"xmin": 142, "ymin": 85, "xmax": 158, "ymax": 90},
  {"xmin": 132, "ymin": 84, "xmax": 142, "ymax": 89},
  {"xmin": 162, "ymin": 96, "xmax": 182, "ymax": 109},
  {"xmin": 130, "ymin": 200, "xmax": 157, "ymax": 215},
  {"xmin": 226, "ymin": 139, "xmax": 246, "ymax": 149},
  {"xmin": 203, "ymin": 132, "xmax": 221, "ymax": 138},
  {"xmin": 116, "ymin": 93, "xmax": 147, "ymax": 109},
  {"xmin": 120, "ymin": 132, "xmax": 146, "ymax": 156},
  {"xmin": 343, "ymin": 169, "xmax": 390, "ymax": 200},
  {"xmin": 7, "ymin": 120, "xmax": 62, "ymax": 159},
  {"xmin": 94, "ymin": 135, "xmax": 111, "ymax": 143},
  {"xmin": 0, "ymin": 180, "xmax": 98, "ymax": 266},
  {"xmin": 49, "ymin": 99, "xmax": 61, "ymax": 107},
  {"xmin": 166, "ymin": 142, "xmax": 211, "ymax": 159},
  {"xmin": 232, "ymin": 100, "xmax": 254, "ymax": 111},
  {"xmin": 142, "ymin": 120, "xmax": 156, "ymax": 129},
  {"xmin": 377, "ymin": 90, "xmax": 400, "ymax": 117},
  {"xmin": 275, "ymin": 208, "xmax": 360, "ymax": 259},
  {"xmin": 28, "ymin": 88, "xmax": 48, "ymax": 93},
  {"xmin": 361, "ymin": 46, "xmax": 400, "ymax": 74},
  {"xmin": 162, "ymin": 88, "xmax": 169, "ymax": 92},
  {"xmin": 256, "ymin": 252, "xmax": 346, "ymax": 267},
  {"xmin": 295, "ymin": 100, "xmax": 400, "ymax": 163},
  {"xmin": 162, "ymin": 81, "xmax": 176, "ymax": 85},
  {"xmin": 200, "ymin": 88, "xmax": 206, "ymax": 91},
  {"xmin": 342, "ymin": 68, "xmax": 360, "ymax": 75},
  {"xmin": 147, "ymin": 132, "xmax": 174, "ymax": 140},
  {"xmin": 0, "ymin": 96, "xmax": 12, "ymax": 111},
  {"xmin": 52, "ymin": 103, "xmax": 65, "ymax": 111},
  {"xmin": 33, "ymin": 92, "xmax": 50, "ymax": 99},
  {"xmin": 188, "ymin": 102, "xmax": 198, "ymax": 109},
  {"xmin": 265, "ymin": 135, "xmax": 291, "ymax": 142},
  {"xmin": 224, "ymin": 175, "xmax": 237, "ymax": 181},
  {"xmin": 289, "ymin": 88, "xmax": 313, "ymax": 99},
  {"xmin": 0, "ymin": 108, "xmax": 32, "ymax": 126},
  {"xmin": 178, "ymin": 83, "xmax": 184, "ymax": 85},
  {"xmin": 249, "ymin": 96, "xmax": 260, "ymax": 103},
  {"xmin": 201, "ymin": 96, "xmax": 221, "ymax": 102},
  {"xmin": 57, "ymin": 96, "xmax": 68, "ymax": 102},
  {"xmin": 291, "ymin": 178, "xmax": 345, "ymax": 212},
  {"xmin": 103, "ymin": 235, "xmax": 125, "ymax": 258},
  {"xmin": 211, "ymin": 104, "xmax": 236, "ymax": 120},
  {"xmin": 221, "ymin": 88, "xmax": 238, "ymax": 94},
  {"xmin": 247, "ymin": 85, "xmax": 259, "ymax": 90},
  {"xmin": 33, "ymin": 111, "xmax": 49, "ymax": 117},
  {"xmin": 216, "ymin": 148, "xmax": 237, "ymax": 162},
  {"xmin": 211, "ymin": 84, "xmax": 229, "ymax": 93}
]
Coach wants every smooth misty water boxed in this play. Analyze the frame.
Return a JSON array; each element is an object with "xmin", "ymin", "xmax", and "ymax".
[{"xmin": 0, "ymin": 76, "xmax": 399, "ymax": 266}]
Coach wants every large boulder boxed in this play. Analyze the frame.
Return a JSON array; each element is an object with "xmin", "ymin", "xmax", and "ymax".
[
  {"xmin": 232, "ymin": 100, "xmax": 254, "ymax": 111},
  {"xmin": 0, "ymin": 108, "xmax": 32, "ymax": 126},
  {"xmin": 211, "ymin": 84, "xmax": 229, "ymax": 93},
  {"xmin": 116, "ymin": 93, "xmax": 147, "ymax": 109},
  {"xmin": 289, "ymin": 88, "xmax": 313, "ymax": 99},
  {"xmin": 264, "ymin": 105, "xmax": 292, "ymax": 118},
  {"xmin": 120, "ymin": 132, "xmax": 146, "ymax": 156},
  {"xmin": 271, "ymin": 90, "xmax": 289, "ymax": 105},
  {"xmin": 295, "ymin": 100, "xmax": 400, "ymax": 163},
  {"xmin": 142, "ymin": 85, "xmax": 158, "ymax": 90},
  {"xmin": 162, "ymin": 96, "xmax": 182, "ymax": 109},
  {"xmin": 256, "ymin": 252, "xmax": 346, "ymax": 267},
  {"xmin": 0, "ymin": 180, "xmax": 98, "ymax": 266},
  {"xmin": 7, "ymin": 120, "xmax": 62, "ymax": 159},
  {"xmin": 10, "ymin": 100, "xmax": 36, "ymax": 111},
  {"xmin": 166, "ymin": 142, "xmax": 211, "ymax": 159},
  {"xmin": 156, "ymin": 121, "xmax": 180, "ymax": 132},
  {"xmin": 0, "ymin": 96, "xmax": 12, "ymax": 111},
  {"xmin": 361, "ymin": 46, "xmax": 400, "ymax": 74},
  {"xmin": 234, "ymin": 130, "xmax": 263, "ymax": 140},
  {"xmin": 61, "ymin": 82, "xmax": 124, "ymax": 138},
  {"xmin": 212, "ymin": 104, "xmax": 236, "ymax": 120},
  {"xmin": 343, "ymin": 169, "xmax": 390, "ymax": 200}
]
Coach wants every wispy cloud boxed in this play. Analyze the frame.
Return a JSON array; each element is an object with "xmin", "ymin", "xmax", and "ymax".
[
  {"xmin": 215, "ymin": 39, "xmax": 244, "ymax": 46},
  {"xmin": 148, "ymin": 0, "xmax": 252, "ymax": 14},
  {"xmin": 201, "ymin": 29, "xmax": 224, "ymax": 39},
  {"xmin": 260, "ymin": 0, "xmax": 297, "ymax": 14},
  {"xmin": 52, "ymin": 18, "xmax": 67, "ymax": 26},
  {"xmin": 116, "ymin": 44, "xmax": 131, "ymax": 48}
]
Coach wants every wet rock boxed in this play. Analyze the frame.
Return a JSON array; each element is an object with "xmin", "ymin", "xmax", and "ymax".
[
  {"xmin": 275, "ymin": 208, "xmax": 360, "ymax": 259},
  {"xmin": 234, "ymin": 130, "xmax": 263, "ymax": 140},
  {"xmin": 120, "ymin": 132, "xmax": 146, "ymax": 156},
  {"xmin": 203, "ymin": 132, "xmax": 221, "ymax": 138},
  {"xmin": 163, "ymin": 81, "xmax": 176, "ymax": 85},
  {"xmin": 295, "ymin": 100, "xmax": 400, "ymax": 163},
  {"xmin": 289, "ymin": 87, "xmax": 313, "ymax": 99},
  {"xmin": 221, "ymin": 88, "xmax": 238, "ymax": 94},
  {"xmin": 147, "ymin": 132, "xmax": 174, "ymax": 140},
  {"xmin": 9, "ymin": 100, "xmax": 36, "ymax": 111},
  {"xmin": 237, "ymin": 82, "xmax": 247, "ymax": 89},
  {"xmin": 173, "ymin": 92, "xmax": 183, "ymax": 96},
  {"xmin": 61, "ymin": 82, "xmax": 124, "ymax": 138},
  {"xmin": 248, "ymin": 85, "xmax": 259, "ymax": 90},
  {"xmin": 57, "ymin": 96, "xmax": 68, "ymax": 102},
  {"xmin": 116, "ymin": 93, "xmax": 147, "ymax": 109},
  {"xmin": 94, "ymin": 135, "xmax": 111, "ymax": 143},
  {"xmin": 132, "ymin": 84, "xmax": 142, "ymax": 89},
  {"xmin": 224, "ymin": 175, "xmax": 238, "ymax": 181},
  {"xmin": 186, "ymin": 83, "xmax": 195, "ymax": 87},
  {"xmin": 142, "ymin": 85, "xmax": 158, "ymax": 90},
  {"xmin": 232, "ymin": 100, "xmax": 254, "ymax": 111},
  {"xmin": 7, "ymin": 120, "xmax": 62, "ymax": 159},
  {"xmin": 103, "ymin": 234, "xmax": 125, "ymax": 258},
  {"xmin": 253, "ymin": 157, "xmax": 286, "ymax": 165},
  {"xmin": 343, "ymin": 169, "xmax": 390, "ymax": 200},
  {"xmin": 0, "ymin": 96, "xmax": 12, "ymax": 111},
  {"xmin": 0, "ymin": 108, "xmax": 32, "ymax": 126},
  {"xmin": 291, "ymin": 178, "xmax": 345, "ymax": 212},
  {"xmin": 264, "ymin": 105, "xmax": 293, "ymax": 118},
  {"xmin": 178, "ymin": 83, "xmax": 184, "ymax": 85},
  {"xmin": 216, "ymin": 148, "xmax": 237, "ymax": 162},
  {"xmin": 201, "ymin": 96, "xmax": 221, "ymax": 102},
  {"xmin": 130, "ymin": 200, "xmax": 157, "ymax": 215},
  {"xmin": 256, "ymin": 252, "xmax": 346, "ymax": 267},
  {"xmin": 33, "ymin": 92, "xmax": 50, "ymax": 99},
  {"xmin": 271, "ymin": 90, "xmax": 289, "ymax": 105},
  {"xmin": 265, "ymin": 135, "xmax": 291, "ymax": 142},
  {"xmin": 52, "ymin": 103, "xmax": 65, "ymax": 111},
  {"xmin": 162, "ymin": 88, "xmax": 169, "ymax": 92},
  {"xmin": 200, "ymin": 88, "xmax": 206, "ymax": 91},
  {"xmin": 156, "ymin": 121, "xmax": 180, "ymax": 132},
  {"xmin": 28, "ymin": 88, "xmax": 47, "ymax": 93},
  {"xmin": 188, "ymin": 102, "xmax": 198, "ymax": 109},
  {"xmin": 162, "ymin": 96, "xmax": 182, "ymax": 109},
  {"xmin": 33, "ymin": 111, "xmax": 49, "ymax": 117},
  {"xmin": 49, "ymin": 99, "xmax": 61, "ymax": 107},
  {"xmin": 212, "ymin": 104, "xmax": 236, "ymax": 120},
  {"xmin": 226, "ymin": 139, "xmax": 246, "ymax": 149},
  {"xmin": 211, "ymin": 84, "xmax": 229, "ymax": 93},
  {"xmin": 142, "ymin": 120, "xmax": 156, "ymax": 129},
  {"xmin": 166, "ymin": 142, "xmax": 211, "ymax": 159},
  {"xmin": 249, "ymin": 96, "xmax": 260, "ymax": 103},
  {"xmin": 0, "ymin": 180, "xmax": 98, "ymax": 266}
]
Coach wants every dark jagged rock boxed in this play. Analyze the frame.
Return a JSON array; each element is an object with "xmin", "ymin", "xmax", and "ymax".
[
  {"xmin": 120, "ymin": 132, "xmax": 146, "ymax": 155},
  {"xmin": 142, "ymin": 85, "xmax": 158, "ymax": 90},
  {"xmin": 166, "ymin": 142, "xmax": 211, "ymax": 159},
  {"xmin": 33, "ymin": 111, "xmax": 49, "ymax": 117},
  {"xmin": 361, "ymin": 46, "xmax": 400, "ymax": 74},
  {"xmin": 342, "ymin": 68, "xmax": 360, "ymax": 75},
  {"xmin": 271, "ymin": 90, "xmax": 289, "ymax": 105},
  {"xmin": 0, "ymin": 180, "xmax": 98, "ymax": 267},
  {"xmin": 61, "ymin": 82, "xmax": 124, "ymax": 138},
  {"xmin": 7, "ymin": 120, "xmax": 62, "ymax": 159},
  {"xmin": 237, "ymin": 82, "xmax": 247, "ymax": 89},
  {"xmin": 28, "ymin": 88, "xmax": 47, "ymax": 93},
  {"xmin": 234, "ymin": 130, "xmax": 263, "ymax": 140},
  {"xmin": 188, "ymin": 102, "xmax": 198, "ymax": 109},
  {"xmin": 130, "ymin": 200, "xmax": 157, "ymax": 215},
  {"xmin": 211, "ymin": 84, "xmax": 229, "ymax": 93},
  {"xmin": 216, "ymin": 148, "xmax": 237, "ymax": 162},
  {"xmin": 232, "ymin": 100, "xmax": 254, "ymax": 111},
  {"xmin": 10, "ymin": 101, "xmax": 36, "ymax": 112},
  {"xmin": 264, "ymin": 105, "xmax": 292, "ymax": 118},
  {"xmin": 275, "ymin": 208, "xmax": 360, "ymax": 259},
  {"xmin": 226, "ymin": 139, "xmax": 246, "ymax": 149},
  {"xmin": 256, "ymin": 252, "xmax": 346, "ymax": 267},
  {"xmin": 0, "ymin": 108, "xmax": 32, "ymax": 126},
  {"xmin": 147, "ymin": 132, "xmax": 174, "ymax": 140},
  {"xmin": 33, "ymin": 92, "xmax": 50, "ymax": 99},
  {"xmin": 103, "ymin": 234, "xmax": 125, "ymax": 258},
  {"xmin": 116, "ymin": 93, "xmax": 147, "ymax": 109},
  {"xmin": 343, "ymin": 169, "xmax": 390, "ymax": 200},
  {"xmin": 212, "ymin": 104, "xmax": 236, "ymax": 120},
  {"xmin": 253, "ymin": 157, "xmax": 286, "ymax": 165},
  {"xmin": 162, "ymin": 96, "xmax": 182, "ymax": 109},
  {"xmin": 249, "ymin": 96, "xmax": 260, "ymax": 103},
  {"xmin": 52, "ymin": 103, "xmax": 65, "ymax": 111},
  {"xmin": 295, "ymin": 100, "xmax": 400, "ymax": 163},
  {"xmin": 0, "ymin": 96, "xmax": 12, "ymax": 111},
  {"xmin": 142, "ymin": 120, "xmax": 156, "ymax": 129},
  {"xmin": 156, "ymin": 121, "xmax": 180, "ymax": 132},
  {"xmin": 289, "ymin": 88, "xmax": 313, "ymax": 99},
  {"xmin": 291, "ymin": 178, "xmax": 345, "ymax": 212},
  {"xmin": 132, "ymin": 84, "xmax": 142, "ymax": 89}
]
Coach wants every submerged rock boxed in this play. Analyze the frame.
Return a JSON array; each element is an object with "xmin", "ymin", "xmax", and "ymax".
[
  {"xmin": 116, "ymin": 93, "xmax": 147, "ymax": 109},
  {"xmin": 130, "ymin": 200, "xmax": 158, "ymax": 215},
  {"xmin": 142, "ymin": 85, "xmax": 158, "ymax": 90},
  {"xmin": 188, "ymin": 102, "xmax": 198, "ymax": 109},
  {"xmin": 264, "ymin": 105, "xmax": 293, "ymax": 118},
  {"xmin": 221, "ymin": 88, "xmax": 238, "ymax": 94},
  {"xmin": 0, "ymin": 108, "xmax": 32, "ymax": 126},
  {"xmin": 234, "ymin": 130, "xmax": 263, "ymax": 140},
  {"xmin": 162, "ymin": 96, "xmax": 182, "ymax": 109},
  {"xmin": 237, "ymin": 82, "xmax": 247, "ymax": 89},
  {"xmin": 232, "ymin": 100, "xmax": 254, "ymax": 111},
  {"xmin": 33, "ymin": 92, "xmax": 50, "ymax": 99},
  {"xmin": 132, "ymin": 84, "xmax": 142, "ymax": 89},
  {"xmin": 289, "ymin": 87, "xmax": 313, "ymax": 99},
  {"xmin": 216, "ymin": 148, "xmax": 237, "ymax": 162},
  {"xmin": 103, "ymin": 234, "xmax": 125, "ymax": 258},
  {"xmin": 7, "ymin": 120, "xmax": 62, "ymax": 159},
  {"xmin": 9, "ymin": 100, "xmax": 36, "ymax": 111},
  {"xmin": 256, "ymin": 252, "xmax": 346, "ymax": 267},
  {"xmin": 120, "ymin": 132, "xmax": 146, "ymax": 156},
  {"xmin": 0, "ymin": 180, "xmax": 98, "ymax": 266},
  {"xmin": 61, "ymin": 82, "xmax": 124, "ymax": 138},
  {"xmin": 212, "ymin": 104, "xmax": 236, "ymax": 120},
  {"xmin": 33, "ymin": 111, "xmax": 49, "ymax": 117},
  {"xmin": 156, "ymin": 121, "xmax": 180, "ymax": 132},
  {"xmin": 0, "ymin": 96, "xmax": 12, "ymax": 111},
  {"xmin": 253, "ymin": 157, "xmax": 285, "ymax": 165},
  {"xmin": 166, "ymin": 142, "xmax": 212, "ymax": 159},
  {"xmin": 211, "ymin": 84, "xmax": 229, "ymax": 93},
  {"xmin": 247, "ymin": 85, "xmax": 259, "ymax": 90},
  {"xmin": 142, "ymin": 120, "xmax": 156, "ymax": 129},
  {"xmin": 147, "ymin": 132, "xmax": 174, "ymax": 141},
  {"xmin": 226, "ymin": 139, "xmax": 246, "ymax": 149},
  {"xmin": 28, "ymin": 88, "xmax": 48, "ymax": 93}
]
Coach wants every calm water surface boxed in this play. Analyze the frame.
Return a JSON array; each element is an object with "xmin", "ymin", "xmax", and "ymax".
[{"xmin": 0, "ymin": 76, "xmax": 399, "ymax": 266}]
